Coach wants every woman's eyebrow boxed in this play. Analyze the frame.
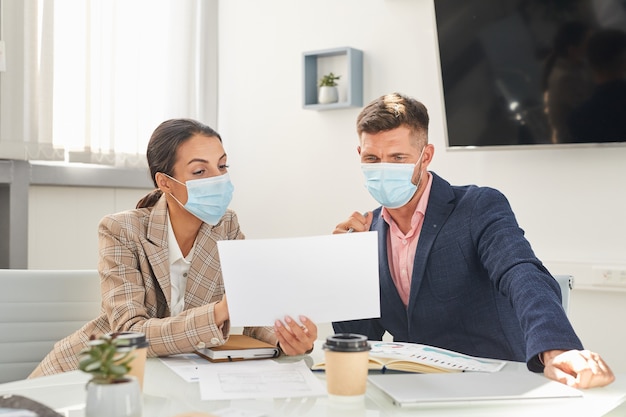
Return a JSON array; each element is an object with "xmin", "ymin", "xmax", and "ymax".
[
  {"xmin": 186, "ymin": 158, "xmax": 209, "ymax": 165},
  {"xmin": 186, "ymin": 153, "xmax": 227, "ymax": 165}
]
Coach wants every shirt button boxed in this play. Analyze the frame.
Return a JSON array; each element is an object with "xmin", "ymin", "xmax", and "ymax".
[
  {"xmin": 183, "ymin": 273, "xmax": 188, "ymax": 277},
  {"xmin": 196, "ymin": 342, "xmax": 206, "ymax": 349},
  {"xmin": 210, "ymin": 337, "xmax": 220, "ymax": 345},
  {"xmin": 402, "ymin": 239, "xmax": 407, "ymax": 245}
]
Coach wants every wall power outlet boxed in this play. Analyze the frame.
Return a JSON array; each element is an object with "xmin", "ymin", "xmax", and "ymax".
[{"xmin": 592, "ymin": 266, "xmax": 626, "ymax": 287}]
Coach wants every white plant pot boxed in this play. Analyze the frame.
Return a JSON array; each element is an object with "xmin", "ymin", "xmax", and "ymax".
[
  {"xmin": 85, "ymin": 378, "xmax": 142, "ymax": 417},
  {"xmin": 318, "ymin": 86, "xmax": 339, "ymax": 104}
]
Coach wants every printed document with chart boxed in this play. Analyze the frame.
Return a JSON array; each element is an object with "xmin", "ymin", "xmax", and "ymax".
[{"xmin": 217, "ymin": 231, "xmax": 380, "ymax": 326}]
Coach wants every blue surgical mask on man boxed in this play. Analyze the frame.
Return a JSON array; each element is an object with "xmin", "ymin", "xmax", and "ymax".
[
  {"xmin": 164, "ymin": 173, "xmax": 234, "ymax": 225},
  {"xmin": 361, "ymin": 147, "xmax": 426, "ymax": 209}
]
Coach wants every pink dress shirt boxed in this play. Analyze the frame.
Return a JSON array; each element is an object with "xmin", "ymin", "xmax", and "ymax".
[{"xmin": 381, "ymin": 172, "xmax": 433, "ymax": 307}]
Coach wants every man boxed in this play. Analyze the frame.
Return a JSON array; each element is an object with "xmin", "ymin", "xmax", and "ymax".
[{"xmin": 333, "ymin": 92, "xmax": 613, "ymax": 388}]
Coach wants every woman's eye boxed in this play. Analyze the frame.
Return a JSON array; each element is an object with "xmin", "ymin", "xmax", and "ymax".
[
  {"xmin": 219, "ymin": 164, "xmax": 229, "ymax": 170},
  {"xmin": 193, "ymin": 169, "xmax": 205, "ymax": 176}
]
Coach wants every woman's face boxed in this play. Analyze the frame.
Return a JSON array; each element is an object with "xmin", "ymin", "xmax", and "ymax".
[{"xmin": 162, "ymin": 133, "xmax": 228, "ymax": 205}]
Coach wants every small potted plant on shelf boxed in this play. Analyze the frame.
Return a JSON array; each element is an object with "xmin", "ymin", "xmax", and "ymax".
[
  {"xmin": 79, "ymin": 333, "xmax": 142, "ymax": 417},
  {"xmin": 318, "ymin": 72, "xmax": 341, "ymax": 104}
]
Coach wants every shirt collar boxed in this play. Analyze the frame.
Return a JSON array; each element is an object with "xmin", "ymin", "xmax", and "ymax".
[
  {"xmin": 166, "ymin": 211, "xmax": 194, "ymax": 265},
  {"xmin": 382, "ymin": 171, "xmax": 433, "ymax": 235}
]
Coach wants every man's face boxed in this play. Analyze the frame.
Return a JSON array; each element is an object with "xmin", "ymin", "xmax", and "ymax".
[{"xmin": 358, "ymin": 126, "xmax": 429, "ymax": 186}]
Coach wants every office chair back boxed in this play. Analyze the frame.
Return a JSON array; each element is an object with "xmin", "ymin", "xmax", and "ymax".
[{"xmin": 0, "ymin": 269, "xmax": 101, "ymax": 383}]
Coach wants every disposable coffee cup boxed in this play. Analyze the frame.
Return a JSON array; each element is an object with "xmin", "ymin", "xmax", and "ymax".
[
  {"xmin": 109, "ymin": 332, "xmax": 149, "ymax": 390},
  {"xmin": 323, "ymin": 333, "xmax": 371, "ymax": 399}
]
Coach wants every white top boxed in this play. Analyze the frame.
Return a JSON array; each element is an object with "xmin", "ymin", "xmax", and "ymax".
[{"xmin": 166, "ymin": 213, "xmax": 194, "ymax": 316}]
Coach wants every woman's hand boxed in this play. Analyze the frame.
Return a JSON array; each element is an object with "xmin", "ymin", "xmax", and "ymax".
[
  {"xmin": 214, "ymin": 295, "xmax": 229, "ymax": 328},
  {"xmin": 274, "ymin": 315, "xmax": 317, "ymax": 355}
]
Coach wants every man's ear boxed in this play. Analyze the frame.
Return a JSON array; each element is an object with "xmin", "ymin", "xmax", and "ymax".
[
  {"xmin": 423, "ymin": 144, "xmax": 435, "ymax": 166},
  {"xmin": 357, "ymin": 145, "xmax": 362, "ymax": 155}
]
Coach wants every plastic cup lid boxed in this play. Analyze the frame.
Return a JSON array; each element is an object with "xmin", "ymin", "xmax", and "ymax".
[{"xmin": 323, "ymin": 333, "xmax": 371, "ymax": 352}]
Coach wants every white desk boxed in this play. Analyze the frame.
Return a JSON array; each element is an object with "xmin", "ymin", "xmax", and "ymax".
[{"xmin": 0, "ymin": 348, "xmax": 624, "ymax": 417}]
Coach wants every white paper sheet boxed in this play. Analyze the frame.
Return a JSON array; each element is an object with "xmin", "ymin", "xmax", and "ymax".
[
  {"xmin": 217, "ymin": 231, "xmax": 380, "ymax": 327},
  {"xmin": 198, "ymin": 360, "xmax": 326, "ymax": 400},
  {"xmin": 158, "ymin": 353, "xmax": 210, "ymax": 382}
]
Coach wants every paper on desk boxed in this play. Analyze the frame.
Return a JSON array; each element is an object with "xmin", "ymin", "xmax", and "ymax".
[
  {"xmin": 159, "ymin": 353, "xmax": 210, "ymax": 382},
  {"xmin": 198, "ymin": 359, "xmax": 326, "ymax": 400},
  {"xmin": 217, "ymin": 231, "xmax": 380, "ymax": 326}
]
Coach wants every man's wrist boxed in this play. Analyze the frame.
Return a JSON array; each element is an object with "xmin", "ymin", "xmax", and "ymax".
[{"xmin": 541, "ymin": 349, "xmax": 567, "ymax": 366}]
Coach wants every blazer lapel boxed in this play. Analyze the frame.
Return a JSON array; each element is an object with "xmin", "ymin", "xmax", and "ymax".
[
  {"xmin": 406, "ymin": 173, "xmax": 455, "ymax": 312},
  {"xmin": 372, "ymin": 210, "xmax": 405, "ymax": 307},
  {"xmin": 144, "ymin": 195, "xmax": 221, "ymax": 313},
  {"xmin": 185, "ymin": 222, "xmax": 222, "ymax": 309},
  {"xmin": 145, "ymin": 194, "xmax": 172, "ymax": 309}
]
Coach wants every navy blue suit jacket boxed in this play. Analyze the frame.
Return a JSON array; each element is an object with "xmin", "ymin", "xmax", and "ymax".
[{"xmin": 333, "ymin": 172, "xmax": 583, "ymax": 371}]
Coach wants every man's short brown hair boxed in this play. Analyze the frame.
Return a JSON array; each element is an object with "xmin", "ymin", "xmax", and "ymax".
[{"xmin": 356, "ymin": 93, "xmax": 429, "ymax": 146}]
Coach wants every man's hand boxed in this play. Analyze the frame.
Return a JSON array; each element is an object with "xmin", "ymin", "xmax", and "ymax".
[
  {"xmin": 333, "ymin": 211, "xmax": 371, "ymax": 234},
  {"xmin": 274, "ymin": 315, "xmax": 317, "ymax": 355},
  {"xmin": 542, "ymin": 349, "xmax": 615, "ymax": 388}
]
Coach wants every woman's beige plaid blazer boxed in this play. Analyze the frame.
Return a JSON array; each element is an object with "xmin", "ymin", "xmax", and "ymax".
[{"xmin": 29, "ymin": 194, "xmax": 275, "ymax": 377}]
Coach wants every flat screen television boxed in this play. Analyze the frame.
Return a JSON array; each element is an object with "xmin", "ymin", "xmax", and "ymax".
[{"xmin": 433, "ymin": 0, "xmax": 626, "ymax": 149}]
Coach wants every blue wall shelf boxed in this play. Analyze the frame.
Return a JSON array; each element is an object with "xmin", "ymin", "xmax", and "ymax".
[{"xmin": 303, "ymin": 47, "xmax": 363, "ymax": 110}]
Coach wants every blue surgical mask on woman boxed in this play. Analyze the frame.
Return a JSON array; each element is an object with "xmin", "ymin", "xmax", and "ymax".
[
  {"xmin": 361, "ymin": 147, "xmax": 425, "ymax": 209},
  {"xmin": 164, "ymin": 173, "xmax": 234, "ymax": 225}
]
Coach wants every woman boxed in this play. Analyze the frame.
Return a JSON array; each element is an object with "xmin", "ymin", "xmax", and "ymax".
[{"xmin": 30, "ymin": 119, "xmax": 316, "ymax": 377}]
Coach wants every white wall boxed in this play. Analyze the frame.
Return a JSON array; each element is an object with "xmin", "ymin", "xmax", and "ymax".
[
  {"xmin": 28, "ymin": 186, "xmax": 151, "ymax": 269},
  {"xmin": 217, "ymin": 0, "xmax": 626, "ymax": 372}
]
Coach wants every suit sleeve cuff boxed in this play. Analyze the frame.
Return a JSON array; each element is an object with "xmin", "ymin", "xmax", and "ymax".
[{"xmin": 527, "ymin": 353, "xmax": 545, "ymax": 373}]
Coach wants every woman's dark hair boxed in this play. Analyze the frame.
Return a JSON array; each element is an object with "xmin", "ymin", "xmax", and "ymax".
[
  {"xmin": 542, "ymin": 21, "xmax": 590, "ymax": 91},
  {"xmin": 136, "ymin": 119, "xmax": 221, "ymax": 209}
]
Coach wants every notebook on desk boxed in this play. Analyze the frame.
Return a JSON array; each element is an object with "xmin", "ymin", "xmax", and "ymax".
[
  {"xmin": 368, "ymin": 371, "xmax": 583, "ymax": 407},
  {"xmin": 194, "ymin": 334, "xmax": 279, "ymax": 363}
]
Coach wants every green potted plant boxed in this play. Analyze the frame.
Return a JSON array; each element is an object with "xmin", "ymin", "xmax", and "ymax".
[
  {"xmin": 318, "ymin": 72, "xmax": 341, "ymax": 104},
  {"xmin": 79, "ymin": 333, "xmax": 142, "ymax": 417}
]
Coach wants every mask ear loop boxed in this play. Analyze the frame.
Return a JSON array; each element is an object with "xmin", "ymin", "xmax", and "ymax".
[
  {"xmin": 168, "ymin": 192, "xmax": 187, "ymax": 210},
  {"xmin": 413, "ymin": 146, "xmax": 427, "ymax": 190},
  {"xmin": 159, "ymin": 172, "xmax": 187, "ymax": 209},
  {"xmin": 160, "ymin": 172, "xmax": 186, "ymax": 187}
]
